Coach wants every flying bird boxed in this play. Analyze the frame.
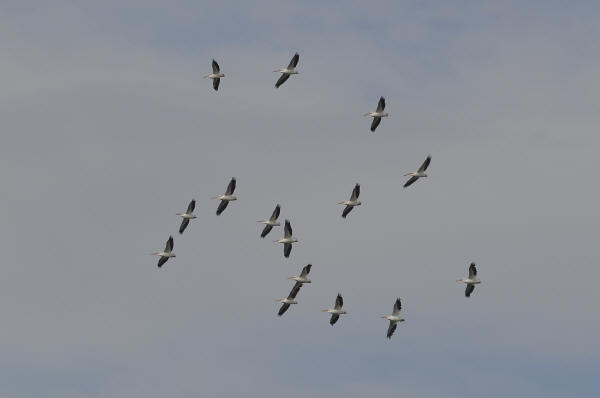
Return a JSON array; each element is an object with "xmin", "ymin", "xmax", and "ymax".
[
  {"xmin": 339, "ymin": 183, "xmax": 361, "ymax": 218},
  {"xmin": 274, "ymin": 52, "xmax": 299, "ymax": 88},
  {"xmin": 322, "ymin": 293, "xmax": 346, "ymax": 326},
  {"xmin": 275, "ymin": 219, "xmax": 298, "ymax": 258},
  {"xmin": 364, "ymin": 97, "xmax": 389, "ymax": 132},
  {"xmin": 257, "ymin": 204, "xmax": 281, "ymax": 238},
  {"xmin": 457, "ymin": 262, "xmax": 481, "ymax": 297},
  {"xmin": 204, "ymin": 59, "xmax": 225, "ymax": 91},
  {"xmin": 277, "ymin": 282, "xmax": 302, "ymax": 316},
  {"xmin": 212, "ymin": 177, "xmax": 237, "ymax": 215},
  {"xmin": 152, "ymin": 235, "xmax": 175, "ymax": 268},
  {"xmin": 381, "ymin": 298, "xmax": 405, "ymax": 339},
  {"xmin": 289, "ymin": 264, "xmax": 312, "ymax": 284},
  {"xmin": 176, "ymin": 199, "xmax": 196, "ymax": 234},
  {"xmin": 403, "ymin": 155, "xmax": 431, "ymax": 188}
]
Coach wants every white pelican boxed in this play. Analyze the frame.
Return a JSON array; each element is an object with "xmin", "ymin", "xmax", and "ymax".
[
  {"xmin": 322, "ymin": 293, "xmax": 346, "ymax": 326},
  {"xmin": 258, "ymin": 204, "xmax": 281, "ymax": 238},
  {"xmin": 212, "ymin": 177, "xmax": 237, "ymax": 216},
  {"xmin": 274, "ymin": 52, "xmax": 299, "ymax": 88},
  {"xmin": 457, "ymin": 262, "xmax": 481, "ymax": 297},
  {"xmin": 364, "ymin": 97, "xmax": 388, "ymax": 132},
  {"xmin": 339, "ymin": 183, "xmax": 361, "ymax": 218},
  {"xmin": 403, "ymin": 155, "xmax": 431, "ymax": 188},
  {"xmin": 152, "ymin": 235, "xmax": 175, "ymax": 268},
  {"xmin": 275, "ymin": 219, "xmax": 298, "ymax": 258},
  {"xmin": 277, "ymin": 282, "xmax": 302, "ymax": 316},
  {"xmin": 204, "ymin": 59, "xmax": 224, "ymax": 91},
  {"xmin": 177, "ymin": 199, "xmax": 196, "ymax": 234},
  {"xmin": 381, "ymin": 298, "xmax": 405, "ymax": 339},
  {"xmin": 289, "ymin": 263, "xmax": 312, "ymax": 284}
]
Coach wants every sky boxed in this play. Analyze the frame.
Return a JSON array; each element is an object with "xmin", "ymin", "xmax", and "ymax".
[{"xmin": 1, "ymin": 1, "xmax": 599, "ymax": 397}]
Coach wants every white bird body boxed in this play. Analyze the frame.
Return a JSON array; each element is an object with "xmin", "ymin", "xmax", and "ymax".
[
  {"xmin": 365, "ymin": 97, "xmax": 388, "ymax": 132},
  {"xmin": 289, "ymin": 276, "xmax": 311, "ymax": 283},
  {"xmin": 382, "ymin": 298, "xmax": 404, "ymax": 338},
  {"xmin": 275, "ymin": 237, "xmax": 298, "ymax": 244},
  {"xmin": 363, "ymin": 111, "xmax": 389, "ymax": 118},
  {"xmin": 274, "ymin": 68, "xmax": 299, "ymax": 74},
  {"xmin": 153, "ymin": 236, "xmax": 175, "ymax": 267},
  {"xmin": 204, "ymin": 72, "xmax": 225, "ymax": 79},
  {"xmin": 212, "ymin": 194, "xmax": 237, "ymax": 201},
  {"xmin": 289, "ymin": 264, "xmax": 312, "ymax": 284},
  {"xmin": 213, "ymin": 178, "xmax": 237, "ymax": 216},
  {"xmin": 177, "ymin": 213, "xmax": 197, "ymax": 219},
  {"xmin": 457, "ymin": 263, "xmax": 481, "ymax": 297},
  {"xmin": 205, "ymin": 59, "xmax": 224, "ymax": 91},
  {"xmin": 277, "ymin": 298, "xmax": 298, "ymax": 305},
  {"xmin": 258, "ymin": 219, "xmax": 280, "ymax": 226},
  {"xmin": 275, "ymin": 219, "xmax": 298, "ymax": 258},
  {"xmin": 403, "ymin": 156, "xmax": 432, "ymax": 188},
  {"xmin": 338, "ymin": 200, "xmax": 361, "ymax": 206},
  {"xmin": 323, "ymin": 293, "xmax": 346, "ymax": 325},
  {"xmin": 322, "ymin": 308, "xmax": 347, "ymax": 315},
  {"xmin": 340, "ymin": 184, "xmax": 361, "ymax": 218},
  {"xmin": 274, "ymin": 53, "xmax": 300, "ymax": 88}
]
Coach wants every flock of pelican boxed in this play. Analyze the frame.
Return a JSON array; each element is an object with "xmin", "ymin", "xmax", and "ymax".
[{"xmin": 152, "ymin": 52, "xmax": 482, "ymax": 339}]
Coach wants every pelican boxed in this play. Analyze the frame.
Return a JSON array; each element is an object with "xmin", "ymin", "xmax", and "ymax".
[
  {"xmin": 257, "ymin": 204, "xmax": 281, "ymax": 238},
  {"xmin": 176, "ymin": 199, "xmax": 196, "ymax": 234},
  {"xmin": 403, "ymin": 155, "xmax": 431, "ymax": 188},
  {"xmin": 457, "ymin": 262, "xmax": 481, "ymax": 297},
  {"xmin": 277, "ymin": 282, "xmax": 302, "ymax": 316},
  {"xmin": 275, "ymin": 219, "xmax": 298, "ymax": 258},
  {"xmin": 364, "ymin": 96, "xmax": 388, "ymax": 132},
  {"xmin": 322, "ymin": 293, "xmax": 346, "ymax": 326},
  {"xmin": 152, "ymin": 235, "xmax": 175, "ymax": 268},
  {"xmin": 381, "ymin": 298, "xmax": 405, "ymax": 339},
  {"xmin": 204, "ymin": 59, "xmax": 224, "ymax": 91},
  {"xmin": 289, "ymin": 263, "xmax": 312, "ymax": 284},
  {"xmin": 274, "ymin": 52, "xmax": 299, "ymax": 88},
  {"xmin": 212, "ymin": 177, "xmax": 237, "ymax": 216},
  {"xmin": 339, "ymin": 183, "xmax": 361, "ymax": 218}
]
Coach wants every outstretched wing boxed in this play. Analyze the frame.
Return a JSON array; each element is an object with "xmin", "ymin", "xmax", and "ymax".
[
  {"xmin": 260, "ymin": 224, "xmax": 273, "ymax": 238},
  {"xmin": 341, "ymin": 205, "xmax": 353, "ymax": 218},
  {"xmin": 288, "ymin": 282, "xmax": 302, "ymax": 299},
  {"xmin": 403, "ymin": 176, "xmax": 419, "ymax": 188},
  {"xmin": 225, "ymin": 177, "xmax": 236, "ymax": 195},
  {"xmin": 186, "ymin": 199, "xmax": 196, "ymax": 213},
  {"xmin": 393, "ymin": 298, "xmax": 401, "ymax": 315},
  {"xmin": 386, "ymin": 322, "xmax": 397, "ymax": 339},
  {"xmin": 284, "ymin": 243, "xmax": 292, "ymax": 258},
  {"xmin": 216, "ymin": 200, "xmax": 229, "ymax": 215},
  {"xmin": 275, "ymin": 73, "xmax": 290, "ymax": 88},
  {"xmin": 270, "ymin": 204, "xmax": 281, "ymax": 221},
  {"xmin": 213, "ymin": 78, "xmax": 220, "ymax": 91},
  {"xmin": 469, "ymin": 262, "xmax": 477, "ymax": 278},
  {"xmin": 278, "ymin": 303, "xmax": 290, "ymax": 316},
  {"xmin": 179, "ymin": 218, "xmax": 190, "ymax": 234},
  {"xmin": 329, "ymin": 314, "xmax": 340, "ymax": 326},
  {"xmin": 465, "ymin": 284, "xmax": 475, "ymax": 297},
  {"xmin": 376, "ymin": 96, "xmax": 385, "ymax": 112},
  {"xmin": 288, "ymin": 52, "xmax": 299, "ymax": 68},
  {"xmin": 157, "ymin": 256, "xmax": 169, "ymax": 268},
  {"xmin": 284, "ymin": 219, "xmax": 292, "ymax": 238},
  {"xmin": 212, "ymin": 59, "xmax": 220, "ymax": 74},
  {"xmin": 370, "ymin": 117, "xmax": 381, "ymax": 132},
  {"xmin": 165, "ymin": 236, "xmax": 174, "ymax": 252},
  {"xmin": 351, "ymin": 183, "xmax": 360, "ymax": 200},
  {"xmin": 335, "ymin": 293, "xmax": 343, "ymax": 309},
  {"xmin": 300, "ymin": 264, "xmax": 312, "ymax": 278},
  {"xmin": 418, "ymin": 156, "xmax": 431, "ymax": 172}
]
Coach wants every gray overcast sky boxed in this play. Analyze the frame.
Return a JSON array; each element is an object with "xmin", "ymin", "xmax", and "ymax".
[{"xmin": 1, "ymin": 1, "xmax": 599, "ymax": 397}]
